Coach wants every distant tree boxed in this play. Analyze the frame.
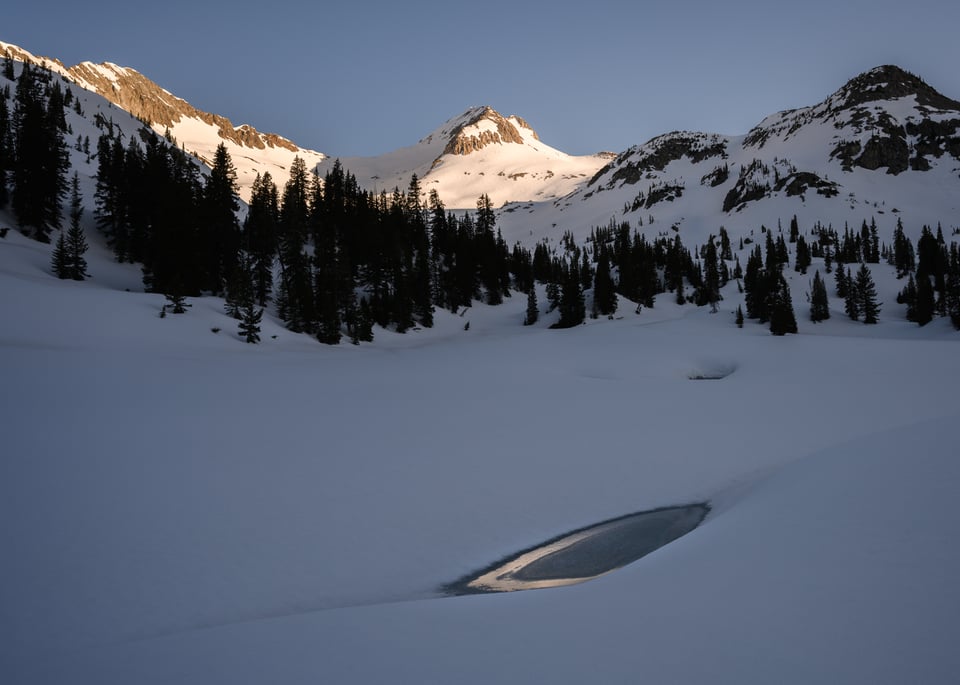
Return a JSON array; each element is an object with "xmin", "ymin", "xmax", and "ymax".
[
  {"xmin": 238, "ymin": 301, "xmax": 263, "ymax": 344},
  {"xmin": 50, "ymin": 229, "xmax": 69, "ymax": 278},
  {"xmin": 524, "ymin": 285, "xmax": 539, "ymax": 326},
  {"xmin": 165, "ymin": 290, "xmax": 189, "ymax": 314},
  {"xmin": 913, "ymin": 273, "xmax": 936, "ymax": 326},
  {"xmin": 809, "ymin": 270, "xmax": 830, "ymax": 322},
  {"xmin": 200, "ymin": 142, "xmax": 240, "ymax": 293},
  {"xmin": 65, "ymin": 172, "xmax": 88, "ymax": 280},
  {"xmin": 853, "ymin": 263, "xmax": 881, "ymax": 324},
  {"xmin": 768, "ymin": 273, "xmax": 798, "ymax": 335},
  {"xmin": 592, "ymin": 247, "xmax": 617, "ymax": 316}
]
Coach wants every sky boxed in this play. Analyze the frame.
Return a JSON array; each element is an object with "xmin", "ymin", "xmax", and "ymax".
[{"xmin": 5, "ymin": 0, "xmax": 960, "ymax": 158}]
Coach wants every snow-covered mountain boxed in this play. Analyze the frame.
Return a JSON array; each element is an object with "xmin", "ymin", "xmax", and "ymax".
[
  {"xmin": 498, "ymin": 65, "xmax": 960, "ymax": 246},
  {"xmin": 4, "ymin": 39, "xmax": 957, "ymax": 251},
  {"xmin": 316, "ymin": 105, "xmax": 614, "ymax": 209},
  {"xmin": 3, "ymin": 40, "xmax": 960, "ymax": 685},
  {"xmin": 0, "ymin": 41, "xmax": 325, "ymax": 202}
]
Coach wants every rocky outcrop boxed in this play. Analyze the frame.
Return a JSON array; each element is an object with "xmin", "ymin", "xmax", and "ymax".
[
  {"xmin": 66, "ymin": 61, "xmax": 299, "ymax": 151},
  {"xmin": 441, "ymin": 107, "xmax": 526, "ymax": 156}
]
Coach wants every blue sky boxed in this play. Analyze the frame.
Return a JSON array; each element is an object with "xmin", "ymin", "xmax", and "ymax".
[{"xmin": 6, "ymin": 1, "xmax": 960, "ymax": 157}]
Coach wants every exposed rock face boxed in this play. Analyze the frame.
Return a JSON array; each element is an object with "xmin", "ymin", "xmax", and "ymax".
[
  {"xmin": 836, "ymin": 65, "xmax": 960, "ymax": 112},
  {"xmin": 590, "ymin": 132, "xmax": 728, "ymax": 188},
  {"xmin": 65, "ymin": 62, "xmax": 299, "ymax": 151},
  {"xmin": 441, "ymin": 107, "xmax": 527, "ymax": 156}
]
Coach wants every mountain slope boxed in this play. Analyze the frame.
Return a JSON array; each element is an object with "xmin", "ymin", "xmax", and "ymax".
[
  {"xmin": 0, "ymin": 41, "xmax": 325, "ymax": 201},
  {"xmin": 495, "ymin": 65, "xmax": 960, "ymax": 247},
  {"xmin": 317, "ymin": 105, "xmax": 613, "ymax": 209}
]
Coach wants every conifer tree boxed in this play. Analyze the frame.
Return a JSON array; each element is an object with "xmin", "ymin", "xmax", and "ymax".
[
  {"xmin": 524, "ymin": 286, "xmax": 539, "ymax": 326},
  {"xmin": 0, "ymin": 95, "xmax": 10, "ymax": 209},
  {"xmin": 238, "ymin": 300, "xmax": 263, "ymax": 344},
  {"xmin": 898, "ymin": 273, "xmax": 918, "ymax": 321},
  {"xmin": 854, "ymin": 263, "xmax": 880, "ymax": 324},
  {"xmin": 945, "ymin": 244, "xmax": 960, "ymax": 329},
  {"xmin": 592, "ymin": 247, "xmax": 617, "ymax": 316},
  {"xmin": 201, "ymin": 142, "xmax": 240, "ymax": 293},
  {"xmin": 65, "ymin": 172, "xmax": 88, "ymax": 280},
  {"xmin": 809, "ymin": 270, "xmax": 829, "ymax": 322},
  {"xmin": 51, "ymin": 230, "xmax": 69, "ymax": 278},
  {"xmin": 768, "ymin": 272, "xmax": 798, "ymax": 335},
  {"xmin": 913, "ymin": 273, "xmax": 935, "ymax": 326}
]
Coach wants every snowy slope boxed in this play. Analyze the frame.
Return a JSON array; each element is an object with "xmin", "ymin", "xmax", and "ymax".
[
  {"xmin": 317, "ymin": 105, "xmax": 613, "ymax": 209},
  {"xmin": 496, "ymin": 66, "xmax": 960, "ymax": 248},
  {"xmin": 2, "ymin": 44, "xmax": 960, "ymax": 685},
  {"xmin": 0, "ymin": 41, "xmax": 325, "ymax": 202},
  {"xmin": 2, "ymin": 222, "xmax": 959, "ymax": 684}
]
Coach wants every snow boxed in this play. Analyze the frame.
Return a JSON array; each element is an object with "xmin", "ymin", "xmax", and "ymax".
[
  {"xmin": 2, "ymin": 47, "xmax": 960, "ymax": 684},
  {"xmin": 2, "ymin": 217, "xmax": 959, "ymax": 683}
]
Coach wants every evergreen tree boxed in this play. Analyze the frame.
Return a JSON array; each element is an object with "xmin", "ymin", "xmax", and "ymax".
[
  {"xmin": 854, "ymin": 263, "xmax": 881, "ymax": 324},
  {"xmin": 238, "ymin": 301, "xmax": 263, "ymax": 344},
  {"xmin": 898, "ymin": 273, "xmax": 918, "ymax": 321},
  {"xmin": 768, "ymin": 273, "xmax": 798, "ymax": 335},
  {"xmin": 892, "ymin": 218, "xmax": 915, "ymax": 278},
  {"xmin": 11, "ymin": 63, "xmax": 68, "ymax": 242},
  {"xmin": 200, "ymin": 142, "xmax": 240, "ymax": 293},
  {"xmin": 592, "ymin": 247, "xmax": 617, "ymax": 316},
  {"xmin": 809, "ymin": 270, "xmax": 830, "ymax": 322},
  {"xmin": 50, "ymin": 229, "xmax": 69, "ymax": 278},
  {"xmin": 0, "ymin": 95, "xmax": 10, "ymax": 209},
  {"xmin": 165, "ymin": 290, "xmax": 189, "ymax": 314},
  {"xmin": 945, "ymin": 244, "xmax": 960, "ymax": 329},
  {"xmin": 913, "ymin": 273, "xmax": 935, "ymax": 326},
  {"xmin": 524, "ymin": 285, "xmax": 539, "ymax": 326},
  {"xmin": 243, "ymin": 171, "xmax": 279, "ymax": 305},
  {"xmin": 65, "ymin": 172, "xmax": 88, "ymax": 280}
]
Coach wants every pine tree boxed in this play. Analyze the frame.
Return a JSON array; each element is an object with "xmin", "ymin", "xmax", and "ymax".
[
  {"xmin": 201, "ymin": 143, "xmax": 240, "ymax": 293},
  {"xmin": 165, "ymin": 290, "xmax": 189, "ymax": 314},
  {"xmin": 524, "ymin": 286, "xmax": 539, "ymax": 326},
  {"xmin": 51, "ymin": 230, "xmax": 69, "ymax": 278},
  {"xmin": 945, "ymin": 244, "xmax": 960, "ymax": 329},
  {"xmin": 768, "ymin": 273, "xmax": 798, "ymax": 335},
  {"xmin": 592, "ymin": 248, "xmax": 617, "ymax": 316},
  {"xmin": 238, "ymin": 301, "xmax": 263, "ymax": 344},
  {"xmin": 854, "ymin": 263, "xmax": 880, "ymax": 324},
  {"xmin": 809, "ymin": 270, "xmax": 830, "ymax": 322},
  {"xmin": 913, "ymin": 273, "xmax": 935, "ymax": 326},
  {"xmin": 65, "ymin": 172, "xmax": 88, "ymax": 280}
]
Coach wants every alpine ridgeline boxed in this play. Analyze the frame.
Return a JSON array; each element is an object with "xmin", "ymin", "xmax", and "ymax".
[
  {"xmin": 0, "ymin": 41, "xmax": 325, "ymax": 201},
  {"xmin": 520, "ymin": 64, "xmax": 960, "ymax": 248}
]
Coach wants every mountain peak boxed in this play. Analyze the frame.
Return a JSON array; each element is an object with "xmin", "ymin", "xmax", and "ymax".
[
  {"xmin": 439, "ymin": 106, "xmax": 538, "ymax": 157},
  {"xmin": 836, "ymin": 64, "xmax": 960, "ymax": 111}
]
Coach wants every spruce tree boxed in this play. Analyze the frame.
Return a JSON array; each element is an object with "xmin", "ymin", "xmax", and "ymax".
[
  {"xmin": 51, "ymin": 230, "xmax": 69, "ymax": 278},
  {"xmin": 768, "ymin": 273, "xmax": 798, "ymax": 335},
  {"xmin": 524, "ymin": 286, "xmax": 539, "ymax": 326},
  {"xmin": 65, "ymin": 172, "xmax": 88, "ymax": 280},
  {"xmin": 854, "ymin": 263, "xmax": 880, "ymax": 324},
  {"xmin": 913, "ymin": 274, "xmax": 935, "ymax": 326},
  {"xmin": 809, "ymin": 270, "xmax": 830, "ymax": 322},
  {"xmin": 238, "ymin": 301, "xmax": 263, "ymax": 344}
]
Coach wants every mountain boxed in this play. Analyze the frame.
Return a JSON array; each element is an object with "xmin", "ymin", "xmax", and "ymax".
[
  {"xmin": 0, "ymin": 41, "xmax": 325, "ymax": 201},
  {"xmin": 3, "ymin": 37, "xmax": 959, "ymax": 252},
  {"xmin": 316, "ymin": 105, "xmax": 614, "ymax": 210},
  {"xmin": 497, "ymin": 65, "xmax": 960, "ymax": 246}
]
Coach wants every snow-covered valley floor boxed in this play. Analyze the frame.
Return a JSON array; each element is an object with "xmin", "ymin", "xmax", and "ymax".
[{"xmin": 2, "ymin": 229, "xmax": 959, "ymax": 684}]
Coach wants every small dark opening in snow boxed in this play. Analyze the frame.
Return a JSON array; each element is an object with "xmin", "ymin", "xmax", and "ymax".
[{"xmin": 444, "ymin": 503, "xmax": 709, "ymax": 595}]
